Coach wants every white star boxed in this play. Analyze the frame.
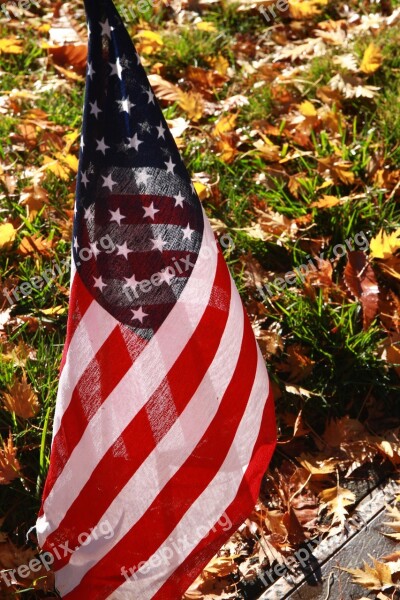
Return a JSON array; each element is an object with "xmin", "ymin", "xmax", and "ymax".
[
  {"xmin": 151, "ymin": 235, "xmax": 166, "ymax": 252},
  {"xmin": 80, "ymin": 136, "xmax": 85, "ymax": 150},
  {"xmin": 156, "ymin": 122, "xmax": 166, "ymax": 139},
  {"xmin": 126, "ymin": 133, "xmax": 142, "ymax": 151},
  {"xmin": 131, "ymin": 306, "xmax": 148, "ymax": 323},
  {"xmin": 164, "ymin": 157, "xmax": 175, "ymax": 174},
  {"xmin": 190, "ymin": 182, "xmax": 195, "ymax": 194},
  {"xmin": 87, "ymin": 62, "xmax": 95, "ymax": 79},
  {"xmin": 136, "ymin": 171, "xmax": 150, "ymax": 186},
  {"xmin": 109, "ymin": 208, "xmax": 125, "ymax": 225},
  {"xmin": 73, "ymin": 236, "xmax": 79, "ymax": 251},
  {"xmin": 182, "ymin": 224, "xmax": 194, "ymax": 241},
  {"xmin": 145, "ymin": 89, "xmax": 155, "ymax": 104},
  {"xmin": 109, "ymin": 58, "xmax": 124, "ymax": 79},
  {"xmin": 93, "ymin": 275, "xmax": 107, "ymax": 291},
  {"xmin": 102, "ymin": 173, "xmax": 117, "ymax": 191},
  {"xmin": 74, "ymin": 203, "xmax": 78, "ymax": 216},
  {"xmin": 90, "ymin": 242, "xmax": 101, "ymax": 258},
  {"xmin": 116, "ymin": 241, "xmax": 132, "ymax": 259},
  {"xmin": 100, "ymin": 18, "xmax": 113, "ymax": 38},
  {"xmin": 143, "ymin": 202, "xmax": 159, "ymax": 220},
  {"xmin": 96, "ymin": 138, "xmax": 110, "ymax": 155},
  {"xmin": 124, "ymin": 274, "xmax": 139, "ymax": 289},
  {"xmin": 117, "ymin": 97, "xmax": 135, "ymax": 113},
  {"xmin": 159, "ymin": 268, "xmax": 174, "ymax": 285},
  {"xmin": 89, "ymin": 100, "xmax": 102, "ymax": 119},
  {"xmin": 81, "ymin": 170, "xmax": 90, "ymax": 187},
  {"xmin": 84, "ymin": 207, "xmax": 92, "ymax": 220},
  {"xmin": 174, "ymin": 192, "xmax": 185, "ymax": 208}
]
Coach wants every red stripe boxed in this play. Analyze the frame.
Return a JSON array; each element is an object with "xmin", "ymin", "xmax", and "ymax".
[
  {"xmin": 43, "ymin": 251, "xmax": 230, "ymax": 565},
  {"xmin": 155, "ymin": 386, "xmax": 276, "ymax": 600},
  {"xmin": 41, "ymin": 326, "xmax": 146, "ymax": 503},
  {"xmin": 67, "ymin": 302, "xmax": 260, "ymax": 599},
  {"xmin": 59, "ymin": 271, "xmax": 94, "ymax": 372}
]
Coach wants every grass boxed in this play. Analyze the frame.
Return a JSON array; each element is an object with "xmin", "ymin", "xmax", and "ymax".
[{"xmin": 0, "ymin": 0, "xmax": 400, "ymax": 597}]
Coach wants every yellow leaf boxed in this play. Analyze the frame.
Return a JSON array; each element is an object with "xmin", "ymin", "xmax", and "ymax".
[
  {"xmin": 2, "ymin": 374, "xmax": 40, "ymax": 419},
  {"xmin": 289, "ymin": 0, "xmax": 328, "ymax": 19},
  {"xmin": 134, "ymin": 30, "xmax": 163, "ymax": 54},
  {"xmin": 299, "ymin": 100, "xmax": 318, "ymax": 117},
  {"xmin": 61, "ymin": 153, "xmax": 79, "ymax": 173},
  {"xmin": 370, "ymin": 229, "xmax": 400, "ymax": 260},
  {"xmin": 0, "ymin": 223, "xmax": 17, "ymax": 250},
  {"xmin": 195, "ymin": 21, "xmax": 217, "ymax": 32},
  {"xmin": 178, "ymin": 91, "xmax": 204, "ymax": 123},
  {"xmin": 42, "ymin": 156, "xmax": 70, "ymax": 180},
  {"xmin": 360, "ymin": 43, "xmax": 383, "ymax": 75},
  {"xmin": 208, "ymin": 54, "xmax": 230, "ymax": 76},
  {"xmin": 39, "ymin": 305, "xmax": 67, "ymax": 316},
  {"xmin": 212, "ymin": 114, "xmax": 237, "ymax": 137},
  {"xmin": 193, "ymin": 181, "xmax": 209, "ymax": 201},
  {"xmin": 0, "ymin": 37, "xmax": 23, "ymax": 54}
]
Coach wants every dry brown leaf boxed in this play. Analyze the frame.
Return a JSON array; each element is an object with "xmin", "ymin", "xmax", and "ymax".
[
  {"xmin": 319, "ymin": 485, "xmax": 355, "ymax": 527},
  {"xmin": 148, "ymin": 74, "xmax": 180, "ymax": 103},
  {"xmin": 382, "ymin": 504, "xmax": 400, "ymax": 540},
  {"xmin": 48, "ymin": 44, "xmax": 87, "ymax": 75},
  {"xmin": 19, "ymin": 186, "xmax": 49, "ymax": 220},
  {"xmin": 341, "ymin": 559, "xmax": 393, "ymax": 591},
  {"xmin": 360, "ymin": 43, "xmax": 383, "ymax": 75},
  {"xmin": 344, "ymin": 251, "xmax": 379, "ymax": 329},
  {"xmin": 18, "ymin": 234, "xmax": 54, "ymax": 257},
  {"xmin": 2, "ymin": 374, "xmax": 40, "ymax": 419},
  {"xmin": 0, "ymin": 434, "xmax": 21, "ymax": 485},
  {"xmin": 276, "ymin": 344, "xmax": 315, "ymax": 383}
]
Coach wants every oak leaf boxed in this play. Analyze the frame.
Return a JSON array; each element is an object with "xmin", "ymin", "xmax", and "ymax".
[{"xmin": 319, "ymin": 485, "xmax": 355, "ymax": 527}]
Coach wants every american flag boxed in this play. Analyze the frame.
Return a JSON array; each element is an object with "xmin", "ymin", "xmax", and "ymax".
[{"xmin": 36, "ymin": 0, "xmax": 276, "ymax": 597}]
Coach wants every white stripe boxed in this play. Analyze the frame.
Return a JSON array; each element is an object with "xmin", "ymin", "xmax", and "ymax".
[
  {"xmin": 37, "ymin": 220, "xmax": 218, "ymax": 544},
  {"xmin": 108, "ymin": 348, "xmax": 269, "ymax": 599},
  {"xmin": 52, "ymin": 294, "xmax": 118, "ymax": 438},
  {"xmin": 54, "ymin": 274, "xmax": 244, "ymax": 595}
]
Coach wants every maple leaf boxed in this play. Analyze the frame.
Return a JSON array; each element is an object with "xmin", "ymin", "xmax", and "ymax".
[
  {"xmin": 319, "ymin": 485, "xmax": 355, "ymax": 527},
  {"xmin": 341, "ymin": 559, "xmax": 394, "ymax": 591},
  {"xmin": 178, "ymin": 90, "xmax": 204, "ymax": 123},
  {"xmin": 360, "ymin": 43, "xmax": 383, "ymax": 75}
]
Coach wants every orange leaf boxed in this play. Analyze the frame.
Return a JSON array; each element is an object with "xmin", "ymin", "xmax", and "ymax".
[{"xmin": 0, "ymin": 434, "xmax": 21, "ymax": 485}]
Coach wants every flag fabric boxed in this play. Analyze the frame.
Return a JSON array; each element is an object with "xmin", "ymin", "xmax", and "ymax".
[{"xmin": 36, "ymin": 1, "xmax": 276, "ymax": 598}]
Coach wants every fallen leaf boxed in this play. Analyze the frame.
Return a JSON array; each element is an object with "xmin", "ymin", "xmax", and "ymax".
[
  {"xmin": 344, "ymin": 251, "xmax": 379, "ymax": 329},
  {"xmin": 0, "ymin": 38, "xmax": 23, "ymax": 54},
  {"xmin": 2, "ymin": 374, "xmax": 40, "ymax": 419},
  {"xmin": 48, "ymin": 44, "xmax": 87, "ymax": 75},
  {"xmin": 0, "ymin": 224, "xmax": 17, "ymax": 250},
  {"xmin": 319, "ymin": 485, "xmax": 355, "ymax": 527},
  {"xmin": 370, "ymin": 228, "xmax": 400, "ymax": 260},
  {"xmin": 0, "ymin": 434, "xmax": 21, "ymax": 485},
  {"xmin": 178, "ymin": 90, "xmax": 204, "ymax": 122},
  {"xmin": 341, "ymin": 559, "xmax": 393, "ymax": 591},
  {"xmin": 360, "ymin": 43, "xmax": 383, "ymax": 75}
]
